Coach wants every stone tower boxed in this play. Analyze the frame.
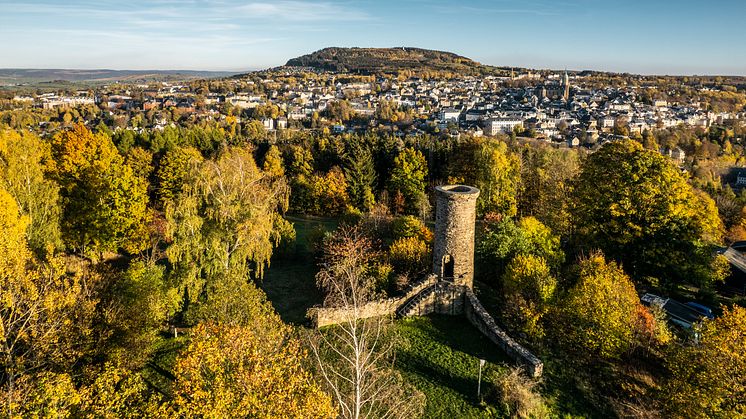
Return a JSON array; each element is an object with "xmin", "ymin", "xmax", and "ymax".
[{"xmin": 432, "ymin": 185, "xmax": 480, "ymax": 289}]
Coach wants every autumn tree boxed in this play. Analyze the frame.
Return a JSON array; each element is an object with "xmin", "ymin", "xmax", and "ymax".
[
  {"xmin": 387, "ymin": 147, "xmax": 428, "ymax": 215},
  {"xmin": 308, "ymin": 166, "xmax": 350, "ymax": 215},
  {"xmin": 502, "ymin": 254, "xmax": 557, "ymax": 341},
  {"xmin": 262, "ymin": 144, "xmax": 285, "ymax": 177},
  {"xmin": 311, "ymin": 227, "xmax": 425, "ymax": 419},
  {"xmin": 517, "ymin": 145, "xmax": 579, "ymax": 236},
  {"xmin": 558, "ymin": 253, "xmax": 647, "ymax": 359},
  {"xmin": 0, "ymin": 186, "xmax": 99, "ymax": 416},
  {"xmin": 0, "ymin": 129, "xmax": 63, "ymax": 253},
  {"xmin": 104, "ymin": 261, "xmax": 180, "ymax": 368},
  {"xmin": 449, "ymin": 138, "xmax": 520, "ymax": 217},
  {"xmin": 478, "ymin": 216, "xmax": 564, "ymax": 284},
  {"xmin": 170, "ymin": 322, "xmax": 336, "ymax": 419},
  {"xmin": 571, "ymin": 139, "xmax": 724, "ymax": 288},
  {"xmin": 661, "ymin": 305, "xmax": 746, "ymax": 418},
  {"xmin": 165, "ymin": 146, "xmax": 291, "ymax": 315},
  {"xmin": 50, "ymin": 124, "xmax": 149, "ymax": 255},
  {"xmin": 155, "ymin": 146, "xmax": 203, "ymax": 207}
]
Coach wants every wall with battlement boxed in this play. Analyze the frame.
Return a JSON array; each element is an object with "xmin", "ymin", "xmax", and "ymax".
[
  {"xmin": 463, "ymin": 288, "xmax": 544, "ymax": 377},
  {"xmin": 308, "ymin": 274, "xmax": 438, "ymax": 327}
]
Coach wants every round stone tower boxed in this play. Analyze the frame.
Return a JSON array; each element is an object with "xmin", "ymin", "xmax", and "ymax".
[{"xmin": 432, "ymin": 185, "xmax": 480, "ymax": 289}]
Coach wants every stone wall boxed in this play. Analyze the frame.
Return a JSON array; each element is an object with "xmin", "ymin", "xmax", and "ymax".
[
  {"xmin": 308, "ymin": 275, "xmax": 438, "ymax": 328},
  {"xmin": 463, "ymin": 288, "xmax": 544, "ymax": 377}
]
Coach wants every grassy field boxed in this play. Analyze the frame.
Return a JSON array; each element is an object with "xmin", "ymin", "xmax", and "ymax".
[
  {"xmin": 260, "ymin": 216, "xmax": 339, "ymax": 324},
  {"xmin": 394, "ymin": 315, "xmax": 512, "ymax": 418}
]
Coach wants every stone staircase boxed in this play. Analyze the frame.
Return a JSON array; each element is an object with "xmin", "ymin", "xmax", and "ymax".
[{"xmin": 396, "ymin": 283, "xmax": 438, "ymax": 317}]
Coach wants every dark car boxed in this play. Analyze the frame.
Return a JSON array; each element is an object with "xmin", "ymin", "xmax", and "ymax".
[{"xmin": 684, "ymin": 302, "xmax": 715, "ymax": 320}]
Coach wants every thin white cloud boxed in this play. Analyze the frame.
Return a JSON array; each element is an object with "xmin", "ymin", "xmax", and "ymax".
[{"xmin": 236, "ymin": 1, "xmax": 370, "ymax": 21}]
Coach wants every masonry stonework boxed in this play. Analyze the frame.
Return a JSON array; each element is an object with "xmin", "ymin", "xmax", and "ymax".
[{"xmin": 432, "ymin": 185, "xmax": 480, "ymax": 288}]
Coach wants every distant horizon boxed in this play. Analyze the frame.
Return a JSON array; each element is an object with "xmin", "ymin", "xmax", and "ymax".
[
  {"xmin": 1, "ymin": 56, "xmax": 745, "ymax": 78},
  {"xmin": 2, "ymin": 0, "xmax": 745, "ymax": 76}
]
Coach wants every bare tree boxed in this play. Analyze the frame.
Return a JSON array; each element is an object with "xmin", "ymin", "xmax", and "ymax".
[{"xmin": 309, "ymin": 227, "xmax": 424, "ymax": 419}]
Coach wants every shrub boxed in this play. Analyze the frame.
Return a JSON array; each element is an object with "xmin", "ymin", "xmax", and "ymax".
[
  {"xmin": 489, "ymin": 367, "xmax": 549, "ymax": 419},
  {"xmin": 388, "ymin": 236, "xmax": 430, "ymax": 277}
]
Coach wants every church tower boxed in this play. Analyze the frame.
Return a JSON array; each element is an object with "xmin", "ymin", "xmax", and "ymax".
[{"xmin": 562, "ymin": 70, "xmax": 570, "ymax": 101}]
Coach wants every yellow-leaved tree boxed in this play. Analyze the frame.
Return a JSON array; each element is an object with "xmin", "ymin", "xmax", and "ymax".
[
  {"xmin": 169, "ymin": 322, "xmax": 336, "ymax": 419},
  {"xmin": 50, "ymin": 124, "xmax": 149, "ymax": 256},
  {"xmin": 661, "ymin": 305, "xmax": 746, "ymax": 418},
  {"xmin": 571, "ymin": 139, "xmax": 724, "ymax": 288},
  {"xmin": 558, "ymin": 252, "xmax": 646, "ymax": 359},
  {"xmin": 0, "ymin": 186, "xmax": 98, "ymax": 417},
  {"xmin": 0, "ymin": 129, "xmax": 63, "ymax": 254}
]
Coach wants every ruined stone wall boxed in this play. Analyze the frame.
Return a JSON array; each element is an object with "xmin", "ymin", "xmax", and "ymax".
[
  {"xmin": 309, "ymin": 275, "xmax": 438, "ymax": 328},
  {"xmin": 463, "ymin": 288, "xmax": 544, "ymax": 377},
  {"xmin": 432, "ymin": 185, "xmax": 480, "ymax": 288}
]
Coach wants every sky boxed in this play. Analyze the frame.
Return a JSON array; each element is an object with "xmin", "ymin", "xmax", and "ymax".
[{"xmin": 0, "ymin": 0, "xmax": 744, "ymax": 75}]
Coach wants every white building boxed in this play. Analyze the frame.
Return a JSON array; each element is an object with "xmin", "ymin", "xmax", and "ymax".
[
  {"xmin": 484, "ymin": 118, "xmax": 523, "ymax": 135},
  {"xmin": 439, "ymin": 107, "xmax": 461, "ymax": 122}
]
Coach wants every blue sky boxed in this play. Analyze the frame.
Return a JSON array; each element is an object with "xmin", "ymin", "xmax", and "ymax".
[{"xmin": 0, "ymin": 0, "xmax": 744, "ymax": 75}]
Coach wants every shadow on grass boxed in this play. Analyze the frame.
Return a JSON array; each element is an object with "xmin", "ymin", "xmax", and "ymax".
[
  {"xmin": 395, "ymin": 315, "xmax": 511, "ymax": 418},
  {"xmin": 261, "ymin": 216, "xmax": 338, "ymax": 325}
]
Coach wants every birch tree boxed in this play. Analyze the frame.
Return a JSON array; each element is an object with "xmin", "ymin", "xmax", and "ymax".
[{"xmin": 310, "ymin": 227, "xmax": 424, "ymax": 419}]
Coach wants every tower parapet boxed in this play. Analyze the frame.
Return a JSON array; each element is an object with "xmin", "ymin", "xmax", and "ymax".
[{"xmin": 432, "ymin": 185, "xmax": 480, "ymax": 288}]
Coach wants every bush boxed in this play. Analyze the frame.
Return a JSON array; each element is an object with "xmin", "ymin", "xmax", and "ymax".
[
  {"xmin": 489, "ymin": 367, "xmax": 549, "ymax": 419},
  {"xmin": 392, "ymin": 215, "xmax": 432, "ymax": 243},
  {"xmin": 388, "ymin": 236, "xmax": 430, "ymax": 277}
]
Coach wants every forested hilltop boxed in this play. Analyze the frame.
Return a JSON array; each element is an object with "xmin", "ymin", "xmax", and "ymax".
[{"xmin": 284, "ymin": 47, "xmax": 510, "ymax": 76}]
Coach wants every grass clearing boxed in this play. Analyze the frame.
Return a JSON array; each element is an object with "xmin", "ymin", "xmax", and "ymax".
[
  {"xmin": 394, "ymin": 315, "xmax": 512, "ymax": 418},
  {"xmin": 261, "ymin": 215, "xmax": 339, "ymax": 324}
]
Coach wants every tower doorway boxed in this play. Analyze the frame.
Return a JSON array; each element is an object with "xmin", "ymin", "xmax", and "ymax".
[{"xmin": 443, "ymin": 255, "xmax": 455, "ymax": 281}]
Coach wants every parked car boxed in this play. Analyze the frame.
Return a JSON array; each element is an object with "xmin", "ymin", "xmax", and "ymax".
[{"xmin": 684, "ymin": 302, "xmax": 715, "ymax": 319}]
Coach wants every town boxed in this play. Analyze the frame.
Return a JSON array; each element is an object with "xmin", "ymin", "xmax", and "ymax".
[{"xmin": 8, "ymin": 67, "xmax": 744, "ymax": 160}]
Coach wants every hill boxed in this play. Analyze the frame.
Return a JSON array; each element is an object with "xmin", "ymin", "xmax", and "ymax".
[{"xmin": 285, "ymin": 47, "xmax": 506, "ymax": 75}]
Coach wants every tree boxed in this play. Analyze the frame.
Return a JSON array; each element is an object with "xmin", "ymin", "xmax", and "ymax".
[
  {"xmin": 0, "ymin": 186, "xmax": 99, "ymax": 416},
  {"xmin": 388, "ymin": 236, "xmax": 430, "ymax": 278},
  {"xmin": 0, "ymin": 129, "xmax": 63, "ymax": 253},
  {"xmin": 571, "ymin": 140, "xmax": 723, "ymax": 287},
  {"xmin": 517, "ymin": 145, "xmax": 579, "ymax": 236},
  {"xmin": 170, "ymin": 322, "xmax": 336, "ymax": 419},
  {"xmin": 155, "ymin": 146, "xmax": 204, "ymax": 207},
  {"xmin": 387, "ymin": 148, "xmax": 427, "ymax": 215},
  {"xmin": 449, "ymin": 138, "xmax": 520, "ymax": 217},
  {"xmin": 558, "ymin": 253, "xmax": 645, "ymax": 359},
  {"xmin": 661, "ymin": 305, "xmax": 746, "ymax": 418},
  {"xmin": 165, "ymin": 146, "xmax": 291, "ymax": 311},
  {"xmin": 105, "ymin": 261, "xmax": 180, "ymax": 368},
  {"xmin": 311, "ymin": 227, "xmax": 425, "ymax": 419},
  {"xmin": 262, "ymin": 145, "xmax": 285, "ymax": 177},
  {"xmin": 309, "ymin": 166, "xmax": 350, "ymax": 215},
  {"xmin": 344, "ymin": 143, "xmax": 376, "ymax": 211},
  {"xmin": 502, "ymin": 254, "xmax": 556, "ymax": 341},
  {"xmin": 478, "ymin": 216, "xmax": 564, "ymax": 284},
  {"xmin": 50, "ymin": 124, "xmax": 149, "ymax": 255}
]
